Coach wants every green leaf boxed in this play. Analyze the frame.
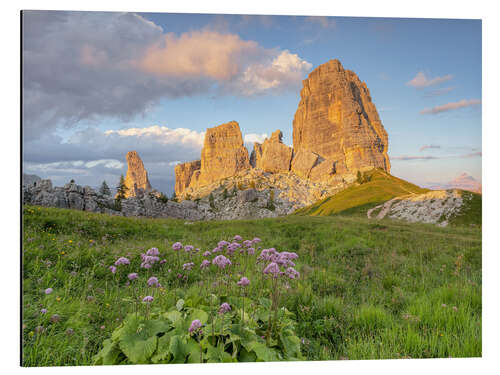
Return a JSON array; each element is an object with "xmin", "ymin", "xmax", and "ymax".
[
  {"xmin": 244, "ymin": 341, "xmax": 278, "ymax": 362},
  {"xmin": 119, "ymin": 334, "xmax": 157, "ymax": 364},
  {"xmin": 176, "ymin": 299, "xmax": 185, "ymax": 311},
  {"xmin": 279, "ymin": 329, "xmax": 302, "ymax": 359},
  {"xmin": 164, "ymin": 310, "xmax": 182, "ymax": 324},
  {"xmin": 186, "ymin": 338, "xmax": 202, "ymax": 363},
  {"xmin": 238, "ymin": 346, "xmax": 257, "ymax": 362},
  {"xmin": 169, "ymin": 335, "xmax": 188, "ymax": 363},
  {"xmin": 150, "ymin": 332, "xmax": 174, "ymax": 363},
  {"xmin": 93, "ymin": 339, "xmax": 123, "ymax": 365},
  {"xmin": 188, "ymin": 308, "xmax": 209, "ymax": 324}
]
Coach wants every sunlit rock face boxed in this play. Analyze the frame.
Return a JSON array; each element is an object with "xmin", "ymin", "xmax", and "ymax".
[
  {"xmin": 124, "ymin": 151, "xmax": 152, "ymax": 198},
  {"xmin": 252, "ymin": 130, "xmax": 293, "ymax": 173},
  {"xmin": 293, "ymin": 59, "xmax": 390, "ymax": 176}
]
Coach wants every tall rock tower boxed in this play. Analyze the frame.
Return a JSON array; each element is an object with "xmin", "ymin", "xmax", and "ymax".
[
  {"xmin": 293, "ymin": 59, "xmax": 390, "ymax": 175},
  {"xmin": 123, "ymin": 151, "xmax": 152, "ymax": 198}
]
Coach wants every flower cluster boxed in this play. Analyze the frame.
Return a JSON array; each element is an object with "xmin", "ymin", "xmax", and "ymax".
[
  {"xmin": 114, "ymin": 257, "xmax": 130, "ymax": 266},
  {"xmin": 212, "ymin": 255, "xmax": 232, "ymax": 269},
  {"xmin": 219, "ymin": 302, "xmax": 231, "ymax": 314},
  {"xmin": 147, "ymin": 276, "xmax": 159, "ymax": 287},
  {"xmin": 189, "ymin": 319, "xmax": 202, "ymax": 333},
  {"xmin": 140, "ymin": 248, "xmax": 161, "ymax": 269},
  {"xmin": 182, "ymin": 262, "xmax": 194, "ymax": 271},
  {"xmin": 172, "ymin": 242, "xmax": 183, "ymax": 251},
  {"xmin": 237, "ymin": 277, "xmax": 250, "ymax": 287}
]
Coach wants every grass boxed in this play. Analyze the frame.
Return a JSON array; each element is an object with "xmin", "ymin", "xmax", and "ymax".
[
  {"xmin": 22, "ymin": 204, "xmax": 481, "ymax": 365},
  {"xmin": 294, "ymin": 169, "xmax": 428, "ymax": 216}
]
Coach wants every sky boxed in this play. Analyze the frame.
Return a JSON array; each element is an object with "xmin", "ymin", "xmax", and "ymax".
[{"xmin": 21, "ymin": 11, "xmax": 482, "ymax": 194}]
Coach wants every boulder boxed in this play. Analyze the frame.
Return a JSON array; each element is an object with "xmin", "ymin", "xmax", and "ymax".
[
  {"xmin": 291, "ymin": 149, "xmax": 319, "ymax": 179},
  {"xmin": 293, "ymin": 59, "xmax": 390, "ymax": 174}
]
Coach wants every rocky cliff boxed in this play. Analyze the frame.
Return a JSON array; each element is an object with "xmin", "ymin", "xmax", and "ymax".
[
  {"xmin": 124, "ymin": 151, "xmax": 152, "ymax": 198},
  {"xmin": 293, "ymin": 59, "xmax": 390, "ymax": 177},
  {"xmin": 251, "ymin": 130, "xmax": 293, "ymax": 173}
]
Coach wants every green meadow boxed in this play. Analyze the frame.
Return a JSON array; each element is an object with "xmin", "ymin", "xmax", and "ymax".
[{"xmin": 22, "ymin": 204, "xmax": 481, "ymax": 366}]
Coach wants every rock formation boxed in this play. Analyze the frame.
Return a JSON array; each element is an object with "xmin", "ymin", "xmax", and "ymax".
[
  {"xmin": 195, "ymin": 121, "xmax": 251, "ymax": 188},
  {"xmin": 293, "ymin": 59, "xmax": 390, "ymax": 177},
  {"xmin": 123, "ymin": 151, "xmax": 152, "ymax": 198},
  {"xmin": 174, "ymin": 160, "xmax": 201, "ymax": 196},
  {"xmin": 251, "ymin": 130, "xmax": 293, "ymax": 173}
]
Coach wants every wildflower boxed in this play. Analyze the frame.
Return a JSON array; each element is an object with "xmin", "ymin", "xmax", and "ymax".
[
  {"xmin": 44, "ymin": 288, "xmax": 53, "ymax": 295},
  {"xmin": 212, "ymin": 255, "xmax": 232, "ymax": 269},
  {"xmin": 160, "ymin": 259, "xmax": 167, "ymax": 264},
  {"xmin": 200, "ymin": 260, "xmax": 211, "ymax": 269},
  {"xmin": 60, "ymin": 251, "xmax": 65, "ymax": 255},
  {"xmin": 184, "ymin": 245, "xmax": 194, "ymax": 253},
  {"xmin": 441, "ymin": 304, "xmax": 447, "ymax": 308},
  {"xmin": 189, "ymin": 319, "xmax": 202, "ymax": 333},
  {"xmin": 183, "ymin": 262, "xmax": 195, "ymax": 271},
  {"xmin": 237, "ymin": 277, "xmax": 250, "ymax": 287},
  {"xmin": 109, "ymin": 265, "xmax": 117, "ymax": 274},
  {"xmin": 242, "ymin": 240, "xmax": 252, "ymax": 248},
  {"xmin": 172, "ymin": 242, "xmax": 183, "ymax": 251},
  {"xmin": 452, "ymin": 306, "xmax": 458, "ymax": 311},
  {"xmin": 114, "ymin": 257, "xmax": 130, "ymax": 266},
  {"xmin": 142, "ymin": 263, "xmax": 152, "ymax": 269},
  {"xmin": 146, "ymin": 247, "xmax": 159, "ymax": 256},
  {"xmin": 219, "ymin": 302, "xmax": 231, "ymax": 314},
  {"xmin": 86, "ymin": 296, "xmax": 95, "ymax": 302},
  {"xmin": 143, "ymin": 296, "xmax": 154, "ymax": 303},
  {"xmin": 56, "ymin": 296, "xmax": 62, "ymax": 302},
  {"xmin": 218, "ymin": 240, "xmax": 230, "ymax": 248},
  {"xmin": 147, "ymin": 276, "xmax": 159, "ymax": 287},
  {"xmin": 203, "ymin": 251, "xmax": 211, "ymax": 257},
  {"xmin": 247, "ymin": 247, "xmax": 255, "ymax": 255},
  {"xmin": 233, "ymin": 235, "xmax": 242, "ymax": 242},
  {"xmin": 50, "ymin": 314, "xmax": 61, "ymax": 323},
  {"xmin": 263, "ymin": 262, "xmax": 280, "ymax": 276},
  {"xmin": 168, "ymin": 269, "xmax": 172, "ymax": 273},
  {"xmin": 252, "ymin": 237, "xmax": 262, "ymax": 244},
  {"xmin": 127, "ymin": 273, "xmax": 138, "ymax": 281},
  {"xmin": 66, "ymin": 328, "xmax": 74, "ymax": 336},
  {"xmin": 40, "ymin": 308, "xmax": 47, "ymax": 314},
  {"xmin": 70, "ymin": 271, "xmax": 77, "ymax": 277},
  {"xmin": 177, "ymin": 273, "xmax": 183, "ymax": 279},
  {"xmin": 285, "ymin": 267, "xmax": 300, "ymax": 279},
  {"xmin": 34, "ymin": 326, "xmax": 45, "ymax": 334},
  {"xmin": 100, "ymin": 325, "xmax": 106, "ymax": 330}
]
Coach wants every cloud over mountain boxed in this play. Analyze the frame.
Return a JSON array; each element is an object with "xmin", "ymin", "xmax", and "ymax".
[
  {"xmin": 420, "ymin": 99, "xmax": 481, "ymax": 114},
  {"xmin": 22, "ymin": 11, "xmax": 312, "ymax": 141},
  {"xmin": 407, "ymin": 71, "xmax": 453, "ymax": 88}
]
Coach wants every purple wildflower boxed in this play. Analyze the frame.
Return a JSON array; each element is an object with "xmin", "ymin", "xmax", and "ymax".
[
  {"xmin": 146, "ymin": 247, "xmax": 159, "ymax": 256},
  {"xmin": 40, "ymin": 308, "xmax": 47, "ymax": 314},
  {"xmin": 143, "ymin": 296, "xmax": 154, "ymax": 303},
  {"xmin": 252, "ymin": 237, "xmax": 262, "ymax": 244},
  {"xmin": 141, "ymin": 263, "xmax": 152, "ymax": 269},
  {"xmin": 219, "ymin": 302, "xmax": 231, "ymax": 314},
  {"xmin": 263, "ymin": 262, "xmax": 280, "ymax": 276},
  {"xmin": 160, "ymin": 259, "xmax": 167, "ymax": 264},
  {"xmin": 203, "ymin": 251, "xmax": 211, "ymax": 257},
  {"xmin": 200, "ymin": 260, "xmax": 211, "ymax": 269},
  {"xmin": 285, "ymin": 267, "xmax": 300, "ymax": 279},
  {"xmin": 109, "ymin": 265, "xmax": 117, "ymax": 274},
  {"xmin": 147, "ymin": 276, "xmax": 159, "ymax": 287},
  {"xmin": 44, "ymin": 288, "xmax": 53, "ymax": 295},
  {"xmin": 212, "ymin": 255, "xmax": 232, "ymax": 269},
  {"xmin": 189, "ymin": 319, "xmax": 202, "ymax": 333},
  {"xmin": 242, "ymin": 240, "xmax": 252, "ymax": 247},
  {"xmin": 128, "ymin": 273, "xmax": 138, "ymax": 281},
  {"xmin": 184, "ymin": 245, "xmax": 194, "ymax": 253},
  {"xmin": 172, "ymin": 242, "xmax": 183, "ymax": 251},
  {"xmin": 247, "ymin": 247, "xmax": 255, "ymax": 255},
  {"xmin": 114, "ymin": 257, "xmax": 130, "ymax": 266},
  {"xmin": 233, "ymin": 235, "xmax": 242, "ymax": 242},
  {"xmin": 217, "ymin": 240, "xmax": 230, "ymax": 248},
  {"xmin": 237, "ymin": 277, "xmax": 250, "ymax": 287},
  {"xmin": 183, "ymin": 262, "xmax": 195, "ymax": 271}
]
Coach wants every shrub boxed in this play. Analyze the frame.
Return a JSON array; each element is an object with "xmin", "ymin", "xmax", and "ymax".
[{"xmin": 267, "ymin": 190, "xmax": 276, "ymax": 211}]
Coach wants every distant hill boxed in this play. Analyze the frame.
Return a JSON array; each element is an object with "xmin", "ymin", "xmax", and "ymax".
[
  {"xmin": 294, "ymin": 168, "xmax": 428, "ymax": 216},
  {"xmin": 428, "ymin": 173, "xmax": 482, "ymax": 194}
]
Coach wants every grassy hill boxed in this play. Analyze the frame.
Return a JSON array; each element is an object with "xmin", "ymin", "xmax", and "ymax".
[
  {"xmin": 22, "ymin": 205, "xmax": 481, "ymax": 365},
  {"xmin": 295, "ymin": 168, "xmax": 428, "ymax": 216}
]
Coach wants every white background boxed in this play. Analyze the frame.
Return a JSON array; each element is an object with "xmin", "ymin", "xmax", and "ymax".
[{"xmin": 2, "ymin": 0, "xmax": 498, "ymax": 373}]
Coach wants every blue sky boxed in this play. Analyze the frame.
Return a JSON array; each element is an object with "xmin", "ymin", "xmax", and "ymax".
[{"xmin": 23, "ymin": 11, "xmax": 482, "ymax": 193}]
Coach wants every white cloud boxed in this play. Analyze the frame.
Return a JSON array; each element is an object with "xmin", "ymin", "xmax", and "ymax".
[
  {"xmin": 244, "ymin": 133, "xmax": 268, "ymax": 144},
  {"xmin": 420, "ymin": 99, "xmax": 481, "ymax": 115},
  {"xmin": 104, "ymin": 125, "xmax": 205, "ymax": 148},
  {"xmin": 305, "ymin": 16, "xmax": 337, "ymax": 29},
  {"xmin": 235, "ymin": 50, "xmax": 312, "ymax": 95},
  {"xmin": 407, "ymin": 72, "xmax": 453, "ymax": 88}
]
